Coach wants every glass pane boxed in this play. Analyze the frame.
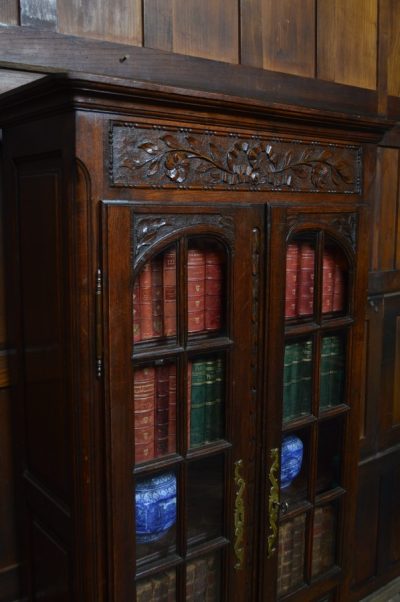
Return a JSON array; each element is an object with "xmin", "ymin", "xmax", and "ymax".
[
  {"xmin": 312, "ymin": 504, "xmax": 337, "ymax": 577},
  {"xmin": 283, "ymin": 338, "xmax": 313, "ymax": 422},
  {"xmin": 187, "ymin": 355, "xmax": 225, "ymax": 449},
  {"xmin": 135, "ymin": 470, "xmax": 177, "ymax": 564},
  {"xmin": 319, "ymin": 335, "xmax": 346, "ymax": 410},
  {"xmin": 316, "ymin": 418, "xmax": 343, "ymax": 495},
  {"xmin": 186, "ymin": 552, "xmax": 221, "ymax": 601},
  {"xmin": 277, "ymin": 513, "xmax": 306, "ymax": 596},
  {"xmin": 322, "ymin": 242, "xmax": 347, "ymax": 316},
  {"xmin": 133, "ymin": 246, "xmax": 177, "ymax": 344},
  {"xmin": 281, "ymin": 430, "xmax": 309, "ymax": 507},
  {"xmin": 285, "ymin": 237, "xmax": 316, "ymax": 320},
  {"xmin": 187, "ymin": 455, "xmax": 224, "ymax": 547},
  {"xmin": 187, "ymin": 239, "xmax": 226, "ymax": 336},
  {"xmin": 133, "ymin": 361, "xmax": 177, "ymax": 464},
  {"xmin": 136, "ymin": 569, "xmax": 176, "ymax": 601}
]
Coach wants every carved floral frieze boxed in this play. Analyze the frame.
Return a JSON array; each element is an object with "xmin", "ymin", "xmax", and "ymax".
[{"xmin": 109, "ymin": 123, "xmax": 362, "ymax": 194}]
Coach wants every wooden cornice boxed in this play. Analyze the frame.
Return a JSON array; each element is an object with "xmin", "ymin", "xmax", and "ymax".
[{"xmin": 0, "ymin": 24, "xmax": 387, "ymax": 121}]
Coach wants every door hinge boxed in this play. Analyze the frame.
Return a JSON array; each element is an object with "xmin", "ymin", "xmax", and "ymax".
[{"xmin": 95, "ymin": 267, "xmax": 103, "ymax": 379}]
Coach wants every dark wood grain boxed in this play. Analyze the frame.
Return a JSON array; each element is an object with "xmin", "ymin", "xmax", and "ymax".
[
  {"xmin": 387, "ymin": 0, "xmax": 400, "ymax": 97},
  {"xmin": 0, "ymin": 0, "xmax": 19, "ymax": 25},
  {"xmin": 317, "ymin": 0, "xmax": 378, "ymax": 90},
  {"xmin": 241, "ymin": 0, "xmax": 315, "ymax": 77},
  {"xmin": 57, "ymin": 0, "xmax": 142, "ymax": 46}
]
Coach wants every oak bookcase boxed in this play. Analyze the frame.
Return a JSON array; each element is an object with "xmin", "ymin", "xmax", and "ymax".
[{"xmin": 0, "ymin": 73, "xmax": 389, "ymax": 602}]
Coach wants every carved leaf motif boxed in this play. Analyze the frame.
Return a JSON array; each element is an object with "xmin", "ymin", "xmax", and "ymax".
[{"xmin": 138, "ymin": 141, "xmax": 159, "ymax": 154}]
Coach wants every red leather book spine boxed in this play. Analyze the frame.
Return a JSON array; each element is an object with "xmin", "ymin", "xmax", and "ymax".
[
  {"xmin": 155, "ymin": 365, "xmax": 169, "ymax": 456},
  {"xmin": 187, "ymin": 249, "xmax": 205, "ymax": 333},
  {"xmin": 285, "ymin": 243, "xmax": 299, "ymax": 319},
  {"xmin": 333, "ymin": 254, "xmax": 345, "ymax": 312},
  {"xmin": 151, "ymin": 257, "xmax": 164, "ymax": 337},
  {"xmin": 168, "ymin": 364, "xmax": 177, "ymax": 453},
  {"xmin": 205, "ymin": 250, "xmax": 223, "ymax": 331},
  {"xmin": 133, "ymin": 278, "xmax": 141, "ymax": 343},
  {"xmin": 139, "ymin": 261, "xmax": 154, "ymax": 339},
  {"xmin": 163, "ymin": 249, "xmax": 177, "ymax": 336},
  {"xmin": 297, "ymin": 242, "xmax": 315, "ymax": 316},
  {"xmin": 134, "ymin": 367, "xmax": 155, "ymax": 462},
  {"xmin": 322, "ymin": 250, "xmax": 335, "ymax": 314}
]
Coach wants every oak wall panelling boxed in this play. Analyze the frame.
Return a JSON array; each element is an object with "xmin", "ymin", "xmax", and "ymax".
[
  {"xmin": 317, "ymin": 0, "xmax": 378, "ymax": 90},
  {"xmin": 144, "ymin": 0, "xmax": 238, "ymax": 63},
  {"xmin": 240, "ymin": 0, "xmax": 315, "ymax": 77},
  {"xmin": 19, "ymin": 0, "xmax": 57, "ymax": 30},
  {"xmin": 0, "ymin": 1, "xmax": 18, "ymax": 25},
  {"xmin": 386, "ymin": 0, "xmax": 400, "ymax": 97}
]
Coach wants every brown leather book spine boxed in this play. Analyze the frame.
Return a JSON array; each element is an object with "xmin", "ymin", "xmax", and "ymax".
[
  {"xmin": 151, "ymin": 257, "xmax": 164, "ymax": 337},
  {"xmin": 133, "ymin": 278, "xmax": 141, "ymax": 343},
  {"xmin": 297, "ymin": 242, "xmax": 315, "ymax": 316},
  {"xmin": 155, "ymin": 365, "xmax": 169, "ymax": 456},
  {"xmin": 285, "ymin": 242, "xmax": 299, "ymax": 318},
  {"xmin": 139, "ymin": 261, "xmax": 154, "ymax": 339},
  {"xmin": 187, "ymin": 249, "xmax": 205, "ymax": 333},
  {"xmin": 134, "ymin": 367, "xmax": 155, "ymax": 462},
  {"xmin": 168, "ymin": 364, "xmax": 177, "ymax": 453},
  {"xmin": 205, "ymin": 250, "xmax": 223, "ymax": 331},
  {"xmin": 322, "ymin": 250, "xmax": 335, "ymax": 314},
  {"xmin": 333, "ymin": 254, "xmax": 345, "ymax": 312},
  {"xmin": 163, "ymin": 249, "xmax": 177, "ymax": 337}
]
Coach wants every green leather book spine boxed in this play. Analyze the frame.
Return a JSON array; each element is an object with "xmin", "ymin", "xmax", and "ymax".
[
  {"xmin": 291, "ymin": 342, "xmax": 302, "ymax": 419},
  {"xmin": 215, "ymin": 357, "xmax": 224, "ymax": 439},
  {"xmin": 320, "ymin": 336, "xmax": 333, "ymax": 409},
  {"xmin": 300, "ymin": 339, "xmax": 313, "ymax": 415},
  {"xmin": 190, "ymin": 360, "xmax": 206, "ymax": 446},
  {"xmin": 330, "ymin": 336, "xmax": 345, "ymax": 406},
  {"xmin": 204, "ymin": 360, "xmax": 218, "ymax": 442},
  {"xmin": 283, "ymin": 343, "xmax": 294, "ymax": 422}
]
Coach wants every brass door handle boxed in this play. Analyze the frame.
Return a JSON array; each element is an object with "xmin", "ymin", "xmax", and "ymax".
[
  {"xmin": 267, "ymin": 448, "xmax": 280, "ymax": 558},
  {"xmin": 234, "ymin": 459, "xmax": 245, "ymax": 570}
]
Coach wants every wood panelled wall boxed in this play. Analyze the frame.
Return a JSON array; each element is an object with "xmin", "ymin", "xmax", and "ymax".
[
  {"xmin": 0, "ymin": 0, "xmax": 399, "ymax": 96},
  {"xmin": 0, "ymin": 1, "xmax": 399, "ymax": 601}
]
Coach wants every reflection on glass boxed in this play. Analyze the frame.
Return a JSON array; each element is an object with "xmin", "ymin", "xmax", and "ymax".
[
  {"xmin": 135, "ymin": 471, "xmax": 177, "ymax": 563},
  {"xmin": 134, "ymin": 363, "xmax": 177, "ymax": 464},
  {"xmin": 283, "ymin": 339, "xmax": 312, "ymax": 421},
  {"xmin": 277, "ymin": 513, "xmax": 306, "ymax": 596},
  {"xmin": 136, "ymin": 569, "xmax": 176, "ymax": 601},
  {"xmin": 319, "ymin": 335, "xmax": 345, "ymax": 409},
  {"xmin": 312, "ymin": 505, "xmax": 337, "ymax": 577},
  {"xmin": 316, "ymin": 419, "xmax": 342, "ymax": 495},
  {"xmin": 187, "ymin": 240, "xmax": 225, "ymax": 336},
  {"xmin": 186, "ymin": 552, "xmax": 221, "ymax": 601},
  {"xmin": 322, "ymin": 245, "xmax": 346, "ymax": 315},
  {"xmin": 133, "ymin": 246, "xmax": 177, "ymax": 344},
  {"xmin": 187, "ymin": 356, "xmax": 224, "ymax": 449},
  {"xmin": 187, "ymin": 456, "xmax": 224, "ymax": 547},
  {"xmin": 284, "ymin": 239, "xmax": 316, "ymax": 319}
]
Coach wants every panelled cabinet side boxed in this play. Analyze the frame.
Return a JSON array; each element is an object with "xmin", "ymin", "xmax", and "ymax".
[{"xmin": 0, "ymin": 74, "xmax": 391, "ymax": 602}]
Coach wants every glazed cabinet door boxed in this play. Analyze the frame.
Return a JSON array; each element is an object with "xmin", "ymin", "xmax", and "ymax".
[
  {"xmin": 101, "ymin": 202, "xmax": 263, "ymax": 601},
  {"xmin": 260, "ymin": 204, "xmax": 368, "ymax": 602}
]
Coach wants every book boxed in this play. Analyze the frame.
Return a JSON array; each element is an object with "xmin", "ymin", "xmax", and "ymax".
[
  {"xmin": 134, "ymin": 367, "xmax": 155, "ymax": 463},
  {"xmin": 187, "ymin": 361, "xmax": 192, "ymax": 448},
  {"xmin": 186, "ymin": 555, "xmax": 217, "ymax": 600},
  {"xmin": 297, "ymin": 242, "xmax": 315, "ymax": 317},
  {"xmin": 300, "ymin": 339, "xmax": 313, "ymax": 415},
  {"xmin": 139, "ymin": 261, "xmax": 154, "ymax": 339},
  {"xmin": 136, "ymin": 571, "xmax": 175, "ymax": 602},
  {"xmin": 163, "ymin": 249, "xmax": 177, "ymax": 337},
  {"xmin": 168, "ymin": 364, "xmax": 177, "ymax": 453},
  {"xmin": 151, "ymin": 257, "xmax": 164, "ymax": 336},
  {"xmin": 277, "ymin": 514, "xmax": 305, "ymax": 595},
  {"xmin": 214, "ymin": 357, "xmax": 224, "ymax": 439},
  {"xmin": 155, "ymin": 365, "xmax": 169, "ymax": 456},
  {"xmin": 204, "ymin": 360, "xmax": 218, "ymax": 442},
  {"xmin": 320, "ymin": 336, "xmax": 345, "ymax": 409},
  {"xmin": 333, "ymin": 253, "xmax": 345, "ymax": 312},
  {"xmin": 187, "ymin": 249, "xmax": 206, "ymax": 333},
  {"xmin": 312, "ymin": 506, "xmax": 335, "ymax": 576},
  {"xmin": 133, "ymin": 278, "xmax": 141, "ymax": 342},
  {"xmin": 285, "ymin": 243, "xmax": 299, "ymax": 319},
  {"xmin": 205, "ymin": 250, "xmax": 223, "ymax": 331},
  {"xmin": 190, "ymin": 360, "xmax": 207, "ymax": 447},
  {"xmin": 283, "ymin": 342, "xmax": 302, "ymax": 421},
  {"xmin": 322, "ymin": 250, "xmax": 335, "ymax": 314}
]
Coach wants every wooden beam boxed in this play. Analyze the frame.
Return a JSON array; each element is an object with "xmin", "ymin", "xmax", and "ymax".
[
  {"xmin": 0, "ymin": 68, "xmax": 44, "ymax": 93},
  {"xmin": 0, "ymin": 24, "xmax": 380, "ymax": 117}
]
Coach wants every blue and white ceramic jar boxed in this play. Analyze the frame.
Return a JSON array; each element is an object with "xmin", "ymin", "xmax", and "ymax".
[
  {"xmin": 135, "ymin": 472, "xmax": 177, "ymax": 543},
  {"xmin": 280, "ymin": 435, "xmax": 303, "ymax": 489}
]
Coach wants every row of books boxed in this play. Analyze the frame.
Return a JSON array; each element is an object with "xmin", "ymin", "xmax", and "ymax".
[
  {"xmin": 134, "ymin": 365, "xmax": 177, "ymax": 463},
  {"xmin": 283, "ymin": 340, "xmax": 312, "ymax": 422},
  {"xmin": 133, "ymin": 248, "xmax": 224, "ymax": 342},
  {"xmin": 277, "ymin": 506, "xmax": 336, "ymax": 595},
  {"xmin": 133, "ymin": 358, "xmax": 225, "ymax": 462},
  {"xmin": 135, "ymin": 554, "xmax": 218, "ymax": 601},
  {"xmin": 285, "ymin": 242, "xmax": 346, "ymax": 319}
]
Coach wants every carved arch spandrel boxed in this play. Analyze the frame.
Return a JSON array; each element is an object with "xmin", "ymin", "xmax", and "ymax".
[
  {"xmin": 286, "ymin": 212, "xmax": 358, "ymax": 251},
  {"xmin": 109, "ymin": 122, "xmax": 362, "ymax": 194}
]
